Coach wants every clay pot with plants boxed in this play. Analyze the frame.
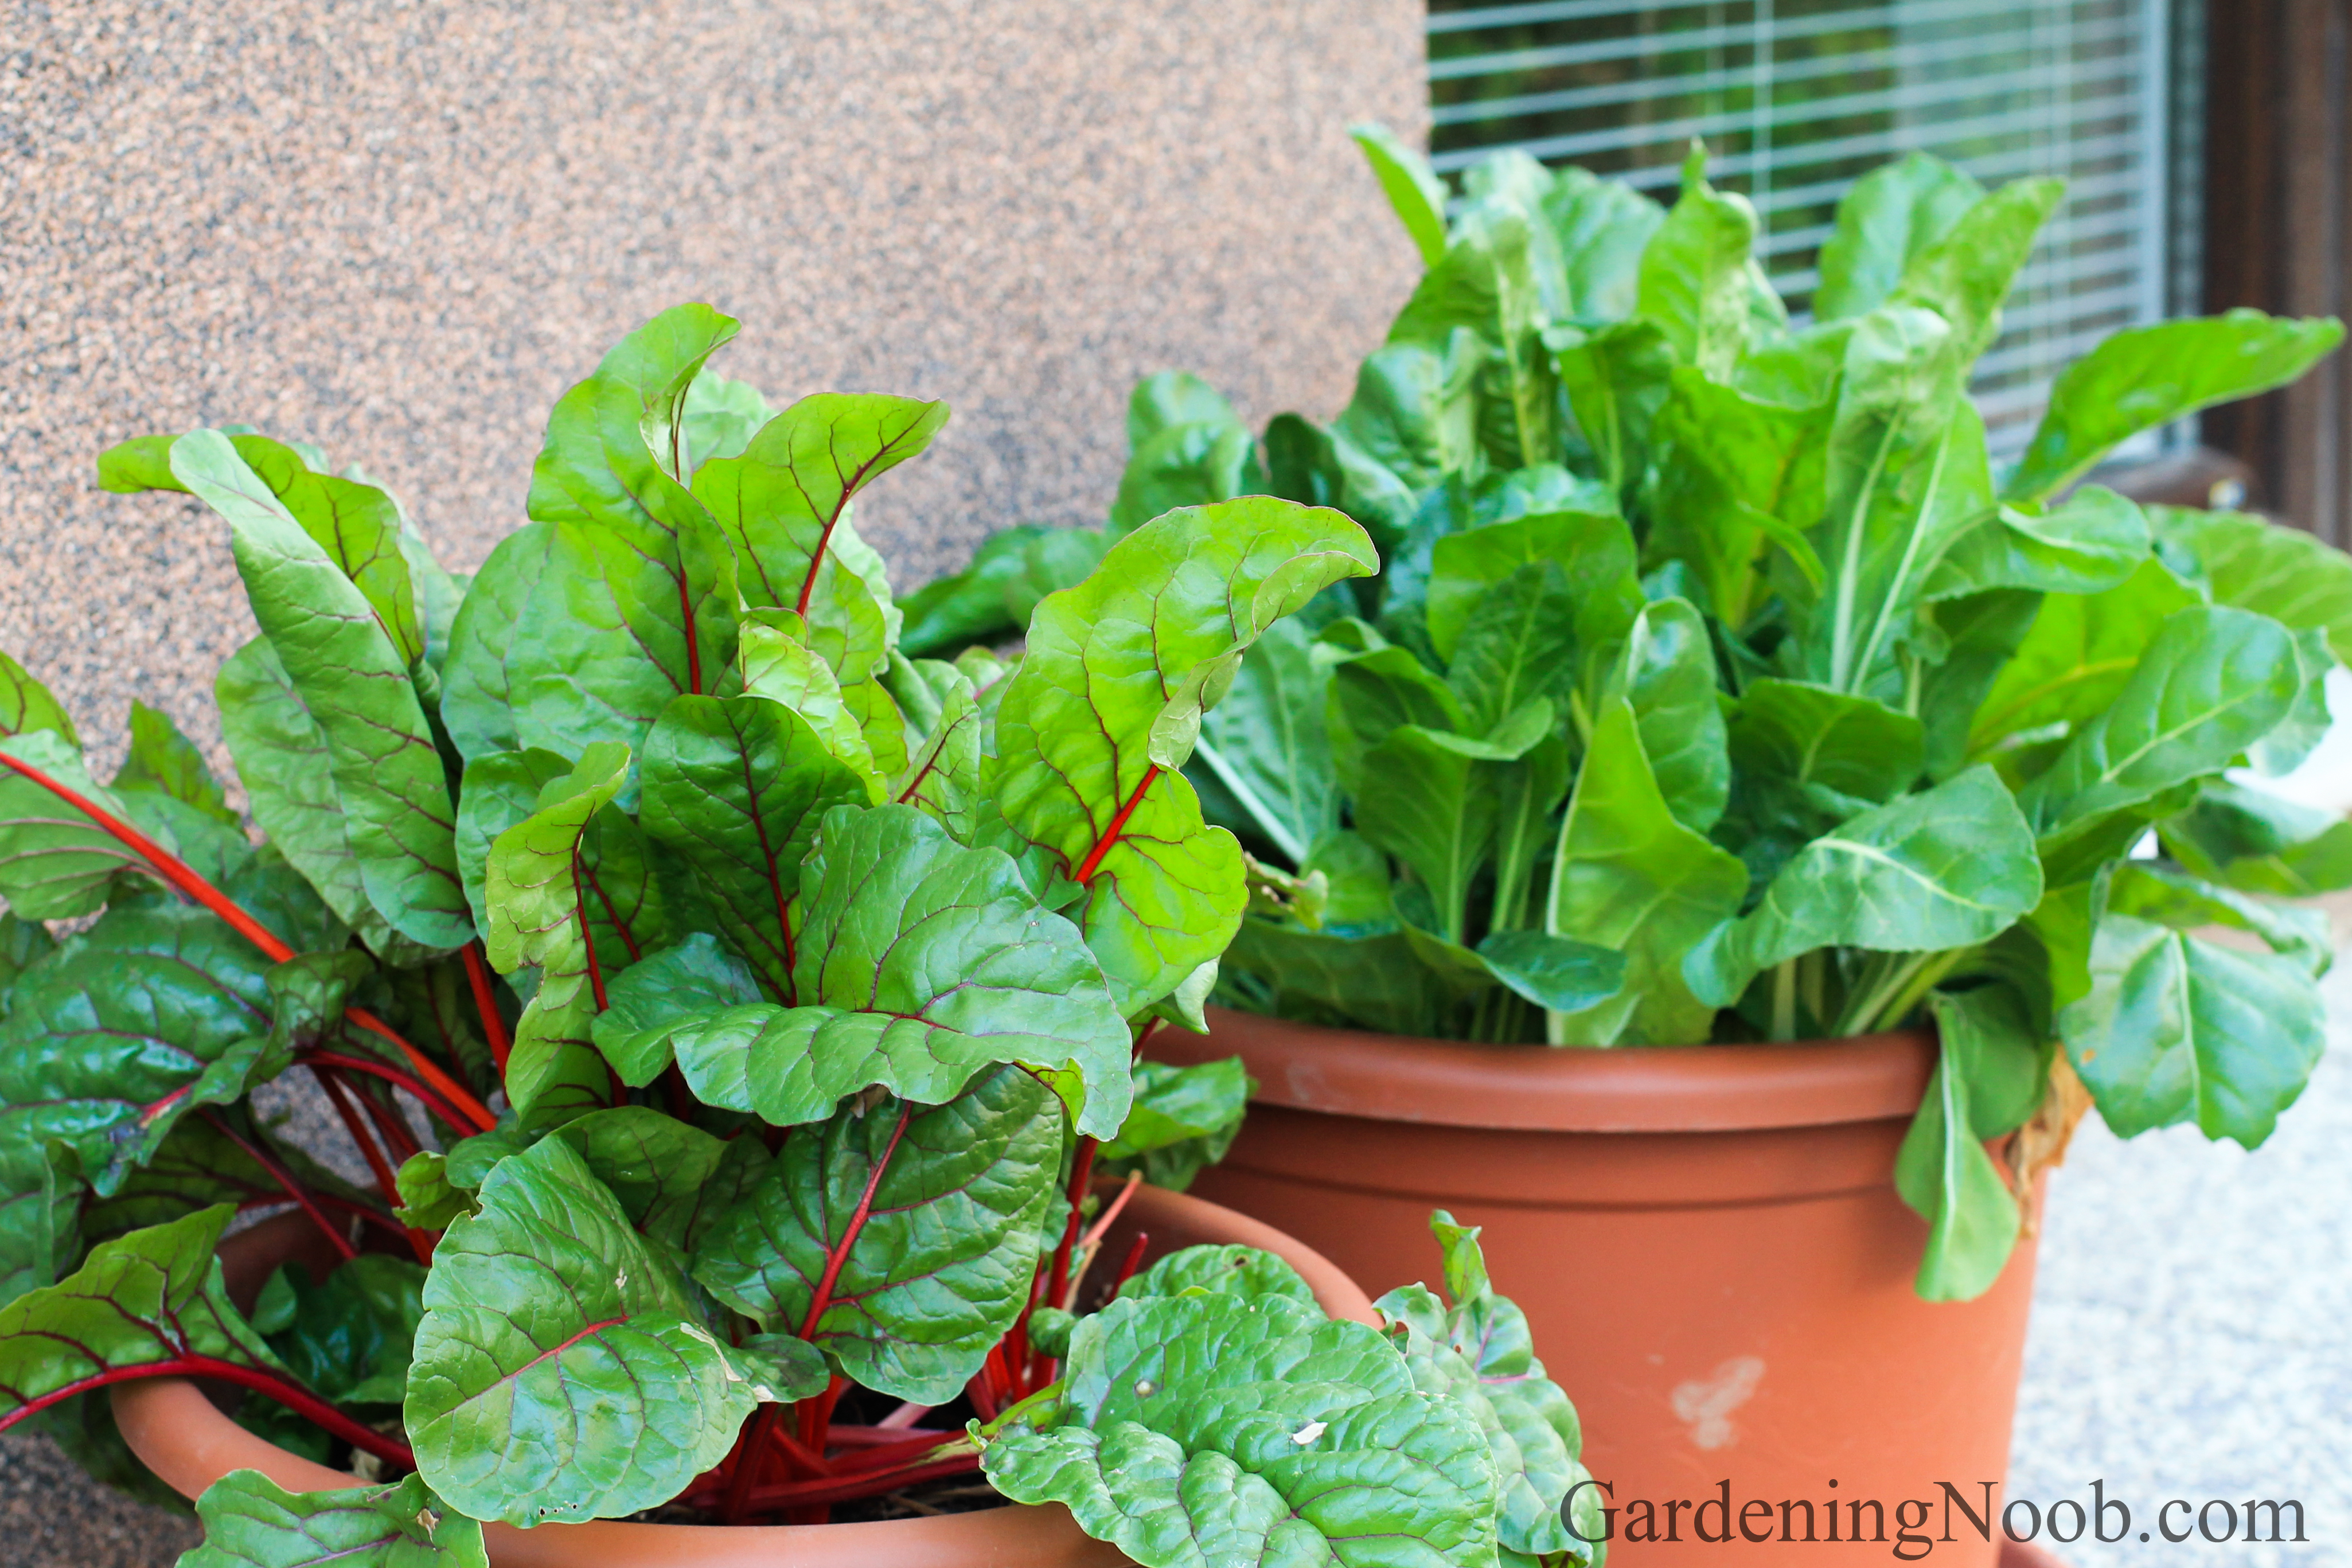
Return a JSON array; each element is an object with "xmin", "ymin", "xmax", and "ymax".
[
  {"xmin": 914, "ymin": 134, "xmax": 2352, "ymax": 1564},
  {"xmin": 0, "ymin": 307, "xmax": 1608, "ymax": 1566}
]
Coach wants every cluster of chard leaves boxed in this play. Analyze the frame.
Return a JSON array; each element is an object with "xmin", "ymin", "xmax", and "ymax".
[
  {"xmin": 0, "ymin": 304, "xmax": 1603, "ymax": 1567},
  {"xmin": 910, "ymin": 130, "xmax": 2352, "ymax": 1304}
]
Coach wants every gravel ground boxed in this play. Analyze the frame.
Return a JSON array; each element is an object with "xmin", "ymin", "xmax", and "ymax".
[{"xmin": 2007, "ymin": 961, "xmax": 2352, "ymax": 1566}]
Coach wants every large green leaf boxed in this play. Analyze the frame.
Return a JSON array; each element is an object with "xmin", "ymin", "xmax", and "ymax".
[
  {"xmin": 985, "ymin": 498, "xmax": 1375, "ymax": 1012},
  {"xmin": 692, "ymin": 1066, "xmax": 1060, "ymax": 1403},
  {"xmin": 2059, "ymin": 912, "xmax": 2324, "ymax": 1148},
  {"xmin": 1332, "ymin": 337, "xmax": 1485, "ymax": 495},
  {"xmin": 1376, "ymin": 1214, "xmax": 1600, "ymax": 1562},
  {"xmin": 1812, "ymin": 152, "xmax": 1984, "ymax": 323},
  {"xmin": 1884, "ymin": 176, "xmax": 2064, "ymax": 362},
  {"xmin": 1893, "ymin": 986, "xmax": 2041, "ymax": 1301},
  {"xmin": 0, "ymin": 904, "xmax": 280, "ymax": 1195},
  {"xmin": 2160, "ymin": 779, "xmax": 2352, "ymax": 897},
  {"xmin": 177, "ymin": 1471, "xmax": 486, "ymax": 1568},
  {"xmin": 1549, "ymin": 319, "xmax": 1674, "ymax": 501},
  {"xmin": 1425, "ymin": 510, "xmax": 1641, "ymax": 672},
  {"xmin": 1618, "ymin": 596, "xmax": 1727, "ymax": 833},
  {"xmin": 0, "ymin": 1207, "xmax": 282, "ymax": 1424},
  {"xmin": 0, "ymin": 651, "xmax": 77, "ymax": 746},
  {"xmin": 1445, "ymin": 566, "xmax": 1581, "ymax": 735},
  {"xmin": 1351, "ymin": 122, "xmax": 1450, "ymax": 267},
  {"xmin": 1800, "ymin": 307, "xmax": 1983, "ymax": 695},
  {"xmin": 1687, "ymin": 766, "xmax": 2042, "ymax": 1007},
  {"xmin": 113, "ymin": 701, "xmax": 237, "ymax": 826},
  {"xmin": 406, "ymin": 1134, "xmax": 795, "ymax": 1526},
  {"xmin": 1354, "ymin": 726, "xmax": 1497, "ymax": 949},
  {"xmin": 637, "ymin": 694, "xmax": 867, "ymax": 1001},
  {"xmin": 438, "ymin": 522, "xmax": 557, "ymax": 764},
  {"xmin": 1220, "ymin": 922, "xmax": 1449, "ymax": 1038},
  {"xmin": 2152, "ymin": 504, "xmax": 2352, "ymax": 663},
  {"xmin": 589, "ymin": 934, "xmax": 765, "ymax": 1086},
  {"xmin": 1548, "ymin": 699, "xmax": 1746, "ymax": 1046},
  {"xmin": 1635, "ymin": 147, "xmax": 1761, "ymax": 380},
  {"xmin": 1926, "ymin": 486, "xmax": 2151, "ymax": 601},
  {"xmin": 1727, "ymin": 678, "xmax": 1924, "ymax": 838},
  {"xmin": 2018, "ymin": 606, "xmax": 2304, "ymax": 851},
  {"xmin": 983, "ymin": 1289, "xmax": 1500, "ymax": 1568},
  {"xmin": 1263, "ymin": 413, "xmax": 1421, "ymax": 561},
  {"xmin": 479, "ymin": 744, "xmax": 630, "ymax": 1112},
  {"xmin": 173, "ymin": 430, "xmax": 470, "ymax": 950},
  {"xmin": 662, "ymin": 804, "xmax": 1132, "ymax": 1136},
  {"xmin": 1391, "ymin": 200, "xmax": 1557, "ymax": 467},
  {"xmin": 1193, "ymin": 618, "xmax": 1337, "ymax": 865},
  {"xmin": 1111, "ymin": 419, "xmax": 1262, "ymax": 540},
  {"xmin": 552, "ymin": 1106, "xmax": 770, "ymax": 1256},
  {"xmin": 263, "ymin": 1253, "xmax": 427, "ymax": 1408},
  {"xmin": 0, "ymin": 731, "xmax": 162, "ymax": 920},
  {"xmin": 1961, "ymin": 558, "xmax": 2201, "ymax": 765},
  {"xmin": 1640, "ymin": 368, "xmax": 1832, "ymax": 629},
  {"xmin": 2005, "ymin": 311, "xmax": 2346, "ymax": 502}
]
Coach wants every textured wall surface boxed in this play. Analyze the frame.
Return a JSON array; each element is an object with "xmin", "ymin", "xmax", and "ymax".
[{"xmin": 0, "ymin": 1, "xmax": 1424, "ymax": 1555}]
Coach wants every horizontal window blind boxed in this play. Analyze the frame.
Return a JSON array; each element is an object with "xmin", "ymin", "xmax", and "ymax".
[{"xmin": 1427, "ymin": 0, "xmax": 2183, "ymax": 459}]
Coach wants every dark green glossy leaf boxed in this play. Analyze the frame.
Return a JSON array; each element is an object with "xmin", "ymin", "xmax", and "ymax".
[
  {"xmin": 898, "ymin": 524, "xmax": 1106, "ymax": 659},
  {"xmin": 983, "ymin": 1289, "xmax": 1499, "ymax": 1568},
  {"xmin": 552, "ymin": 1106, "xmax": 770, "ymax": 1255},
  {"xmin": 177, "ymin": 1471, "xmax": 486, "ymax": 1568},
  {"xmin": 1894, "ymin": 986, "xmax": 2039, "ymax": 1301},
  {"xmin": 1353, "ymin": 726, "xmax": 1495, "ymax": 947},
  {"xmin": 590, "ymin": 934, "xmax": 765, "ymax": 1087},
  {"xmin": 2006, "ymin": 311, "xmax": 2346, "ymax": 501},
  {"xmin": 1640, "ymin": 368, "xmax": 1831, "ymax": 629},
  {"xmin": 1472, "ymin": 929, "xmax": 1623, "ymax": 1014},
  {"xmin": 406, "ymin": 1134, "xmax": 785, "ymax": 1526},
  {"xmin": 691, "ymin": 1066, "xmax": 1060, "ymax": 1403},
  {"xmin": 638, "ymin": 695, "xmax": 866, "ymax": 1002},
  {"xmin": 664, "ymin": 804, "xmax": 1132, "ymax": 1137},
  {"xmin": 265, "ymin": 1253, "xmax": 426, "ymax": 1407},
  {"xmin": 1219, "ymin": 922, "xmax": 1448, "ymax": 1038},
  {"xmin": 1728, "ymin": 678, "xmax": 1924, "ymax": 820}
]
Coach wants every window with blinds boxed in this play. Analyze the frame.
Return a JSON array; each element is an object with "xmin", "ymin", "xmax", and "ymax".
[{"xmin": 1427, "ymin": 0, "xmax": 2202, "ymax": 460}]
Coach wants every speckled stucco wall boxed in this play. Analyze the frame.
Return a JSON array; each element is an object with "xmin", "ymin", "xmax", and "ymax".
[{"xmin": 0, "ymin": 2, "xmax": 1425, "ymax": 1557}]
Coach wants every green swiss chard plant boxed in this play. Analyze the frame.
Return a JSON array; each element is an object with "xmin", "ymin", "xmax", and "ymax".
[
  {"xmin": 909, "ymin": 130, "xmax": 2352, "ymax": 1304},
  {"xmin": 0, "ymin": 306, "xmax": 1606, "ymax": 1565}
]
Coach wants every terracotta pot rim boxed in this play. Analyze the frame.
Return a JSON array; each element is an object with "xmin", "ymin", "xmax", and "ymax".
[
  {"xmin": 1153, "ymin": 1005, "xmax": 1938, "ymax": 1133},
  {"xmin": 114, "ymin": 1181, "xmax": 1376, "ymax": 1568}
]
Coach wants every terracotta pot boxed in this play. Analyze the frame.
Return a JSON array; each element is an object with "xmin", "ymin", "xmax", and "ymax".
[
  {"xmin": 115, "ymin": 1180, "xmax": 1376, "ymax": 1567},
  {"xmin": 1156, "ymin": 1007, "xmax": 2045, "ymax": 1568}
]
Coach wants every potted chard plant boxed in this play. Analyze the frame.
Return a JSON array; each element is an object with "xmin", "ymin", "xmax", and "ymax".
[
  {"xmin": 907, "ymin": 132, "xmax": 2352, "ymax": 1562},
  {"xmin": 0, "ymin": 306, "xmax": 1609, "ymax": 1567}
]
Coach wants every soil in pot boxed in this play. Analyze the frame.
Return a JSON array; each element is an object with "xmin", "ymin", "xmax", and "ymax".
[{"xmin": 1158, "ymin": 1007, "xmax": 2043, "ymax": 1568}]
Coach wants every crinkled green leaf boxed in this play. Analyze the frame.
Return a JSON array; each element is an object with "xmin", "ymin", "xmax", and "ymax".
[
  {"xmin": 2059, "ymin": 911, "xmax": 2324, "ymax": 1148},
  {"xmin": 985, "ymin": 498, "xmax": 1375, "ymax": 1012},
  {"xmin": 173, "ymin": 429, "xmax": 469, "ymax": 950},
  {"xmin": 691, "ymin": 1066, "xmax": 1060, "ymax": 1403},
  {"xmin": 1376, "ymin": 1214, "xmax": 1598, "ymax": 1562},
  {"xmin": 680, "ymin": 368, "xmax": 776, "ymax": 476},
  {"xmin": 177, "ymin": 1471, "xmax": 486, "ymax": 1568},
  {"xmin": 638, "ymin": 694, "xmax": 867, "ymax": 1002},
  {"xmin": 664, "ymin": 804, "xmax": 1131, "ymax": 1136},
  {"xmin": 405, "ymin": 1134, "xmax": 782, "ymax": 1526},
  {"xmin": 1728, "ymin": 678, "xmax": 1924, "ymax": 837},
  {"xmin": 984, "ymin": 1289, "xmax": 1500, "ymax": 1568},
  {"xmin": 1116, "ymin": 1243, "xmax": 1316, "ymax": 1309},
  {"xmin": 1640, "ymin": 367, "xmax": 1831, "ymax": 628},
  {"xmin": 0, "ymin": 1136, "xmax": 77, "ymax": 1307},
  {"xmin": 2006, "ymin": 311, "xmax": 2346, "ymax": 502},
  {"xmin": 452, "ymin": 748, "xmax": 570, "ymax": 933},
  {"xmin": 1687, "ymin": 766, "xmax": 2041, "ymax": 1006},
  {"xmin": 1354, "ymin": 726, "xmax": 1497, "ymax": 948},
  {"xmin": 1547, "ymin": 698, "xmax": 1746, "ymax": 1046},
  {"xmin": 891, "ymin": 679, "xmax": 982, "ymax": 842},
  {"xmin": 1426, "ymin": 511, "xmax": 1640, "ymax": 672}
]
